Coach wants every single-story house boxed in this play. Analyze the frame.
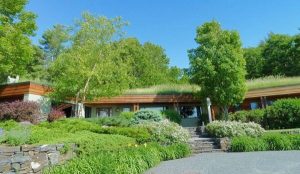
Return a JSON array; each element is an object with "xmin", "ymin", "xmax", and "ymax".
[{"xmin": 1, "ymin": 81, "xmax": 300, "ymax": 124}]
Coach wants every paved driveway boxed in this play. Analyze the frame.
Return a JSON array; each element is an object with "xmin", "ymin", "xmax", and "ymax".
[{"xmin": 145, "ymin": 151, "xmax": 300, "ymax": 174}]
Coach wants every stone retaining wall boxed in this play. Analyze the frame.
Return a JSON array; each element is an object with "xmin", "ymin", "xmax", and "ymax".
[{"xmin": 0, "ymin": 144, "xmax": 76, "ymax": 174}]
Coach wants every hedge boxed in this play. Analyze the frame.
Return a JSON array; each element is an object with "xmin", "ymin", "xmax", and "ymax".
[
  {"xmin": 206, "ymin": 120, "xmax": 265, "ymax": 138},
  {"xmin": 264, "ymin": 98, "xmax": 300, "ymax": 129},
  {"xmin": 231, "ymin": 133, "xmax": 300, "ymax": 152}
]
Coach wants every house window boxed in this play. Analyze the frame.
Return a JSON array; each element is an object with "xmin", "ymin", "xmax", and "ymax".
[
  {"xmin": 140, "ymin": 106, "xmax": 167, "ymax": 112},
  {"xmin": 250, "ymin": 102, "xmax": 259, "ymax": 110},
  {"xmin": 122, "ymin": 107, "xmax": 131, "ymax": 112},
  {"xmin": 96, "ymin": 107, "xmax": 112, "ymax": 117}
]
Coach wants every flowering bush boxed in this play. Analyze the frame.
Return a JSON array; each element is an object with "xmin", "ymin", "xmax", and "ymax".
[
  {"xmin": 206, "ymin": 120, "xmax": 265, "ymax": 138},
  {"xmin": 48, "ymin": 109, "xmax": 66, "ymax": 122},
  {"xmin": 131, "ymin": 110, "xmax": 163, "ymax": 124},
  {"xmin": 137, "ymin": 119, "xmax": 190, "ymax": 145},
  {"xmin": 0, "ymin": 101, "xmax": 40, "ymax": 124}
]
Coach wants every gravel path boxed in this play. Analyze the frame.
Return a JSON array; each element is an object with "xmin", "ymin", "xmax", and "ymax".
[{"xmin": 145, "ymin": 151, "xmax": 300, "ymax": 174}]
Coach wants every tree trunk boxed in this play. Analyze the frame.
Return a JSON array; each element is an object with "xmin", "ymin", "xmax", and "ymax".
[{"xmin": 221, "ymin": 105, "xmax": 229, "ymax": 120}]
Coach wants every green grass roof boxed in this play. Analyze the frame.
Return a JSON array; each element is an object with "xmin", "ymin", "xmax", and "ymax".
[{"xmin": 125, "ymin": 76, "xmax": 300, "ymax": 95}]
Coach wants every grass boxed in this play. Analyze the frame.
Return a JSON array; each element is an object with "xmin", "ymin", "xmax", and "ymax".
[
  {"xmin": 125, "ymin": 76, "xmax": 300, "ymax": 95},
  {"xmin": 2, "ymin": 75, "xmax": 299, "ymax": 94},
  {"xmin": 247, "ymin": 76, "xmax": 300, "ymax": 90},
  {"xmin": 125, "ymin": 84, "xmax": 200, "ymax": 95}
]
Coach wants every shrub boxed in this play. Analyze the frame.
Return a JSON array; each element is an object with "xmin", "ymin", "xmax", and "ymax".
[
  {"xmin": 231, "ymin": 133, "xmax": 300, "ymax": 152},
  {"xmin": 96, "ymin": 127, "xmax": 151, "ymax": 143},
  {"xmin": 229, "ymin": 109, "xmax": 265, "ymax": 125},
  {"xmin": 231, "ymin": 136, "xmax": 267, "ymax": 152},
  {"xmin": 137, "ymin": 119, "xmax": 190, "ymax": 145},
  {"xmin": 162, "ymin": 109, "xmax": 181, "ymax": 124},
  {"xmin": 44, "ymin": 143, "xmax": 190, "ymax": 174},
  {"xmin": 206, "ymin": 121, "xmax": 265, "ymax": 138},
  {"xmin": 5, "ymin": 126, "xmax": 31, "ymax": 145},
  {"xmin": 131, "ymin": 110, "xmax": 163, "ymax": 124},
  {"xmin": 119, "ymin": 112, "xmax": 135, "ymax": 120},
  {"xmin": 264, "ymin": 98, "xmax": 300, "ymax": 129},
  {"xmin": 86, "ymin": 117, "xmax": 131, "ymax": 127},
  {"xmin": 262, "ymin": 133, "xmax": 292, "ymax": 150},
  {"xmin": 48, "ymin": 109, "xmax": 65, "ymax": 122},
  {"xmin": 0, "ymin": 101, "xmax": 40, "ymax": 124}
]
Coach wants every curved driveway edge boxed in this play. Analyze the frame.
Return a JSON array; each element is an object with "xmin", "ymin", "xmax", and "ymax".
[{"xmin": 145, "ymin": 151, "xmax": 300, "ymax": 174}]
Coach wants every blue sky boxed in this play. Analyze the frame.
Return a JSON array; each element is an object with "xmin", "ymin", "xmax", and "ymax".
[{"xmin": 27, "ymin": 0, "xmax": 300, "ymax": 68}]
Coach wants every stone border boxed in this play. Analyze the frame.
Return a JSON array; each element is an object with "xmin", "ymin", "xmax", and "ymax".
[{"xmin": 0, "ymin": 144, "xmax": 76, "ymax": 174}]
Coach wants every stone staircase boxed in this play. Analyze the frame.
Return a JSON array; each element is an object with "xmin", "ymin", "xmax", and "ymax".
[{"xmin": 185, "ymin": 127, "xmax": 224, "ymax": 154}]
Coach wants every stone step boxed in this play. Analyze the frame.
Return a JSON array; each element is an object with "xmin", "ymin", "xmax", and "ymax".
[{"xmin": 192, "ymin": 149, "xmax": 224, "ymax": 154}]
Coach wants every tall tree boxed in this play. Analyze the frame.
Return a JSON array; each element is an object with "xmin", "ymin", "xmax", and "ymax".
[
  {"xmin": 189, "ymin": 21, "xmax": 246, "ymax": 116},
  {"xmin": 244, "ymin": 47, "xmax": 264, "ymax": 79},
  {"xmin": 113, "ymin": 38, "xmax": 172, "ymax": 88},
  {"xmin": 49, "ymin": 13, "xmax": 131, "ymax": 117},
  {"xmin": 0, "ymin": 0, "xmax": 37, "ymax": 82},
  {"xmin": 261, "ymin": 33, "xmax": 300, "ymax": 76},
  {"xmin": 40, "ymin": 24, "xmax": 70, "ymax": 63}
]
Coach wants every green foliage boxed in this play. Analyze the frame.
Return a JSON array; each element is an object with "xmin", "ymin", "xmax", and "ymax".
[
  {"xmin": 261, "ymin": 33, "xmax": 300, "ymax": 77},
  {"xmin": 246, "ymin": 76, "xmax": 300, "ymax": 90},
  {"xmin": 137, "ymin": 120, "xmax": 190, "ymax": 145},
  {"xmin": 49, "ymin": 13, "xmax": 131, "ymax": 117},
  {"xmin": 44, "ymin": 143, "xmax": 190, "ymax": 174},
  {"xmin": 114, "ymin": 38, "xmax": 174, "ymax": 88},
  {"xmin": 4, "ymin": 126, "xmax": 31, "ymax": 145},
  {"xmin": 244, "ymin": 47, "xmax": 264, "ymax": 79},
  {"xmin": 189, "ymin": 20, "xmax": 246, "ymax": 115},
  {"xmin": 262, "ymin": 133, "xmax": 292, "ymax": 150},
  {"xmin": 264, "ymin": 98, "xmax": 300, "ymax": 129},
  {"xmin": 96, "ymin": 126, "xmax": 151, "ymax": 143},
  {"xmin": 40, "ymin": 24, "xmax": 70, "ymax": 63},
  {"xmin": 206, "ymin": 120, "xmax": 265, "ymax": 138},
  {"xmin": 125, "ymin": 84, "xmax": 200, "ymax": 95},
  {"xmin": 162, "ymin": 109, "xmax": 182, "ymax": 124},
  {"xmin": 0, "ymin": 120, "xmax": 19, "ymax": 131},
  {"xmin": 230, "ymin": 136, "xmax": 267, "ymax": 152},
  {"xmin": 119, "ymin": 112, "xmax": 135, "ymax": 120},
  {"xmin": 131, "ymin": 110, "xmax": 163, "ymax": 124},
  {"xmin": 0, "ymin": 0, "xmax": 38, "ymax": 82},
  {"xmin": 229, "ymin": 109, "xmax": 265, "ymax": 125},
  {"xmin": 86, "ymin": 116, "xmax": 131, "ymax": 127},
  {"xmin": 231, "ymin": 133, "xmax": 300, "ymax": 152}
]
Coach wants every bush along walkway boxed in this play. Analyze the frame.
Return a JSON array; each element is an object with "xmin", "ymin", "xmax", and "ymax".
[{"xmin": 185, "ymin": 127, "xmax": 228, "ymax": 154}]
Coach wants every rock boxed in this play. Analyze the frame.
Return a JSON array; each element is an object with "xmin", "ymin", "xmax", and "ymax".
[
  {"xmin": 11, "ymin": 155, "xmax": 30, "ymax": 164},
  {"xmin": 39, "ymin": 145, "xmax": 56, "ymax": 152},
  {"xmin": 31, "ymin": 162, "xmax": 41, "ymax": 172},
  {"xmin": 48, "ymin": 152, "xmax": 60, "ymax": 165},
  {"xmin": 0, "ymin": 146, "xmax": 20, "ymax": 153},
  {"xmin": 0, "ymin": 162, "xmax": 11, "ymax": 173},
  {"xmin": 31, "ymin": 153, "xmax": 48, "ymax": 172},
  {"xmin": 56, "ymin": 144, "xmax": 64, "ymax": 151},
  {"xmin": 21, "ymin": 145, "xmax": 36, "ymax": 152},
  {"xmin": 11, "ymin": 163, "xmax": 20, "ymax": 171}
]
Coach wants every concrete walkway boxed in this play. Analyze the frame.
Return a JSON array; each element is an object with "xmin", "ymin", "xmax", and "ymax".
[{"xmin": 145, "ymin": 151, "xmax": 300, "ymax": 174}]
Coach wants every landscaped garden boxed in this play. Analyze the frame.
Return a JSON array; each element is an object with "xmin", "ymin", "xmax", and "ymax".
[
  {"xmin": 205, "ymin": 98, "xmax": 300, "ymax": 152},
  {"xmin": 0, "ymin": 105, "xmax": 190, "ymax": 174}
]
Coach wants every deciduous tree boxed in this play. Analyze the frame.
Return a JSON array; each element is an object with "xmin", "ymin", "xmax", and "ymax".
[
  {"xmin": 0, "ymin": 0, "xmax": 37, "ymax": 82},
  {"xmin": 49, "ymin": 13, "xmax": 131, "ymax": 117},
  {"xmin": 189, "ymin": 21, "xmax": 246, "ymax": 117}
]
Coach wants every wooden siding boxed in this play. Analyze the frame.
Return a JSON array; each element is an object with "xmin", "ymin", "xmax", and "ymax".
[{"xmin": 0, "ymin": 82, "xmax": 50, "ymax": 98}]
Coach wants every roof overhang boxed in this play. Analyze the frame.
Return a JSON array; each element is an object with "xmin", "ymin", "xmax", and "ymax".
[{"xmin": 0, "ymin": 81, "xmax": 51, "ymax": 98}]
